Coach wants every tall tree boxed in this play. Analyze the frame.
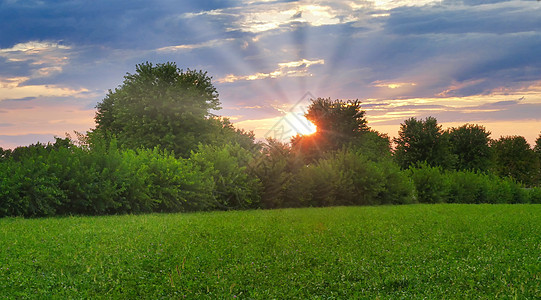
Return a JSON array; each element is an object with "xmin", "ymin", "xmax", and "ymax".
[
  {"xmin": 291, "ymin": 98, "xmax": 369, "ymax": 159},
  {"xmin": 93, "ymin": 62, "xmax": 253, "ymax": 157},
  {"xmin": 0, "ymin": 147, "xmax": 10, "ymax": 161},
  {"xmin": 491, "ymin": 136, "xmax": 540, "ymax": 187},
  {"xmin": 535, "ymin": 133, "xmax": 541, "ymax": 154},
  {"xmin": 448, "ymin": 124, "xmax": 491, "ymax": 171},
  {"xmin": 393, "ymin": 116, "xmax": 455, "ymax": 169},
  {"xmin": 305, "ymin": 98, "xmax": 368, "ymax": 142}
]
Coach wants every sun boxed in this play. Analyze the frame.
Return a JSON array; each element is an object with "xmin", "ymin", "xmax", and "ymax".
[{"xmin": 285, "ymin": 113, "xmax": 317, "ymax": 136}]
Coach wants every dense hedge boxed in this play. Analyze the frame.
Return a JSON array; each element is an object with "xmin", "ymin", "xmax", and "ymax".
[
  {"xmin": 0, "ymin": 140, "xmax": 215, "ymax": 217},
  {"xmin": 408, "ymin": 163, "xmax": 539, "ymax": 204},
  {"xmin": 1, "ymin": 139, "xmax": 540, "ymax": 218}
]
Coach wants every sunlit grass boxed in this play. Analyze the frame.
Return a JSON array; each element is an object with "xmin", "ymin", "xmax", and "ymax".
[{"xmin": 1, "ymin": 205, "xmax": 540, "ymax": 298}]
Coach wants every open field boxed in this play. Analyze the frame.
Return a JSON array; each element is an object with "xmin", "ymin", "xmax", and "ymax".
[{"xmin": 1, "ymin": 204, "xmax": 540, "ymax": 298}]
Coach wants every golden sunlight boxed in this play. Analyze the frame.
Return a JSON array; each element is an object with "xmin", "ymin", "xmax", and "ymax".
[{"xmin": 286, "ymin": 113, "xmax": 317, "ymax": 136}]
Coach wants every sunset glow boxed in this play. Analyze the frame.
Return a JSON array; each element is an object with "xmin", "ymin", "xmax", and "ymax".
[{"xmin": 1, "ymin": 0, "xmax": 540, "ymax": 148}]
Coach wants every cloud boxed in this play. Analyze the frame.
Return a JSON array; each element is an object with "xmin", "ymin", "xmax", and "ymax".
[
  {"xmin": 0, "ymin": 41, "xmax": 72, "ymax": 79},
  {"xmin": 182, "ymin": 1, "xmax": 374, "ymax": 34},
  {"xmin": 218, "ymin": 58, "xmax": 324, "ymax": 83},
  {"xmin": 1, "ymin": 0, "xmax": 541, "ymax": 148},
  {"xmin": 372, "ymin": 81, "xmax": 417, "ymax": 89},
  {"xmin": 0, "ymin": 76, "xmax": 88, "ymax": 101},
  {"xmin": 156, "ymin": 38, "xmax": 236, "ymax": 52},
  {"xmin": 386, "ymin": 1, "xmax": 541, "ymax": 35},
  {"xmin": 364, "ymin": 86, "xmax": 541, "ymax": 128}
]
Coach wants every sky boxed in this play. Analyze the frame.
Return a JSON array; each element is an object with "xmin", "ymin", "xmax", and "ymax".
[{"xmin": 1, "ymin": 0, "xmax": 541, "ymax": 149}]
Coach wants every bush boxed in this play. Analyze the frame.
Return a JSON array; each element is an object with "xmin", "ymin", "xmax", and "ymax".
[
  {"xmin": 285, "ymin": 150, "xmax": 414, "ymax": 207},
  {"xmin": 408, "ymin": 163, "xmax": 450, "ymax": 203},
  {"xmin": 446, "ymin": 170, "xmax": 489, "ymax": 204},
  {"xmin": 408, "ymin": 163, "xmax": 531, "ymax": 204},
  {"xmin": 0, "ymin": 138, "xmax": 216, "ymax": 217},
  {"xmin": 527, "ymin": 188, "xmax": 541, "ymax": 204},
  {"xmin": 251, "ymin": 139, "xmax": 300, "ymax": 209},
  {"xmin": 191, "ymin": 143, "xmax": 261, "ymax": 210},
  {"xmin": 0, "ymin": 155, "xmax": 65, "ymax": 217}
]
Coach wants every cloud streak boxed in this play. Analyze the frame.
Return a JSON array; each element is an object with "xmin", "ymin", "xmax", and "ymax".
[{"xmin": 218, "ymin": 58, "xmax": 324, "ymax": 83}]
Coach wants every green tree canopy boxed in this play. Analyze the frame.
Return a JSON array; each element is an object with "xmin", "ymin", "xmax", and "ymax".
[
  {"xmin": 393, "ymin": 116, "xmax": 455, "ymax": 170},
  {"xmin": 305, "ymin": 98, "xmax": 368, "ymax": 142},
  {"xmin": 0, "ymin": 147, "xmax": 11, "ymax": 161},
  {"xmin": 93, "ymin": 62, "xmax": 254, "ymax": 157},
  {"xmin": 491, "ymin": 136, "xmax": 540, "ymax": 186},
  {"xmin": 535, "ymin": 133, "xmax": 541, "ymax": 154},
  {"xmin": 448, "ymin": 124, "xmax": 491, "ymax": 171},
  {"xmin": 291, "ymin": 98, "xmax": 369, "ymax": 160}
]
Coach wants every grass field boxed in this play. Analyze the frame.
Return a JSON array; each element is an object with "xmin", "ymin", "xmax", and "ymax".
[{"xmin": 1, "ymin": 204, "xmax": 540, "ymax": 298}]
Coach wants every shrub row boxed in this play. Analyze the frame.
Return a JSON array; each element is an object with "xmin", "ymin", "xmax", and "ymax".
[
  {"xmin": 0, "ymin": 140, "xmax": 259, "ymax": 217},
  {"xmin": 253, "ymin": 149, "xmax": 415, "ymax": 208},
  {"xmin": 408, "ymin": 163, "xmax": 541, "ymax": 204},
  {"xmin": 1, "ymin": 141, "xmax": 540, "ymax": 217}
]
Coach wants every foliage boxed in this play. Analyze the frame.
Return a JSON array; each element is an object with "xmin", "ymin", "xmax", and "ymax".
[
  {"xmin": 190, "ymin": 143, "xmax": 261, "ymax": 210},
  {"xmin": 291, "ymin": 98, "xmax": 369, "ymax": 160},
  {"xmin": 448, "ymin": 123, "xmax": 492, "ymax": 172},
  {"xmin": 408, "ymin": 163, "xmax": 450, "ymax": 203},
  {"xmin": 204, "ymin": 117, "xmax": 260, "ymax": 153},
  {"xmin": 305, "ymin": 98, "xmax": 368, "ymax": 141},
  {"xmin": 408, "ymin": 163, "xmax": 532, "ymax": 204},
  {"xmin": 349, "ymin": 130, "xmax": 393, "ymax": 162},
  {"xmin": 393, "ymin": 117, "xmax": 455, "ymax": 170},
  {"xmin": 0, "ymin": 137, "xmax": 215, "ymax": 217},
  {"xmin": 93, "ymin": 62, "xmax": 229, "ymax": 157},
  {"xmin": 250, "ymin": 139, "xmax": 303, "ymax": 209},
  {"xmin": 491, "ymin": 136, "xmax": 540, "ymax": 187},
  {"xmin": 285, "ymin": 150, "xmax": 414, "ymax": 207},
  {"xmin": 535, "ymin": 133, "xmax": 541, "ymax": 154},
  {"xmin": 0, "ymin": 147, "xmax": 11, "ymax": 161},
  {"xmin": 1, "ymin": 205, "xmax": 541, "ymax": 298},
  {"xmin": 528, "ymin": 187, "xmax": 541, "ymax": 204}
]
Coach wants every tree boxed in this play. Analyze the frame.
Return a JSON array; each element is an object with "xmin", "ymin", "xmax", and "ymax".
[
  {"xmin": 350, "ymin": 130, "xmax": 393, "ymax": 162},
  {"xmin": 393, "ymin": 116, "xmax": 455, "ymax": 169},
  {"xmin": 291, "ymin": 98, "xmax": 369, "ymax": 160},
  {"xmin": 0, "ymin": 147, "xmax": 11, "ymax": 161},
  {"xmin": 93, "ymin": 62, "xmax": 252, "ymax": 157},
  {"xmin": 204, "ymin": 117, "xmax": 260, "ymax": 153},
  {"xmin": 448, "ymin": 124, "xmax": 491, "ymax": 171},
  {"xmin": 535, "ymin": 133, "xmax": 541, "ymax": 154},
  {"xmin": 491, "ymin": 136, "xmax": 540, "ymax": 187}
]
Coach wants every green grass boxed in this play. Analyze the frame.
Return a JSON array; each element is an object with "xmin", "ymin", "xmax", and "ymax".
[{"xmin": 1, "ymin": 205, "xmax": 540, "ymax": 298}]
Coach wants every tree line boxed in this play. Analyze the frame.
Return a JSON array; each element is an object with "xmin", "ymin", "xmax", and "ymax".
[{"xmin": 1, "ymin": 62, "xmax": 540, "ymax": 217}]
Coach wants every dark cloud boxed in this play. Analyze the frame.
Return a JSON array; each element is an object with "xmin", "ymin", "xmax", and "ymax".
[
  {"xmin": 0, "ymin": 57, "xmax": 32, "ymax": 77},
  {"xmin": 2, "ymin": 97, "xmax": 37, "ymax": 102},
  {"xmin": 444, "ymin": 0, "xmax": 527, "ymax": 6},
  {"xmin": 479, "ymin": 98, "xmax": 524, "ymax": 107},
  {"xmin": 386, "ymin": 2, "xmax": 541, "ymax": 35},
  {"xmin": 0, "ymin": 0, "xmax": 244, "ymax": 49},
  {"xmin": 435, "ymin": 102, "xmax": 541, "ymax": 123}
]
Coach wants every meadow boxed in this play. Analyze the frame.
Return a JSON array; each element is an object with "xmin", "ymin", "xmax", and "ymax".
[{"xmin": 1, "ymin": 204, "xmax": 540, "ymax": 298}]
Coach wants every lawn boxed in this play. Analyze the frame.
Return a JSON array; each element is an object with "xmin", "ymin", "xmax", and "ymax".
[{"xmin": 1, "ymin": 204, "xmax": 540, "ymax": 298}]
